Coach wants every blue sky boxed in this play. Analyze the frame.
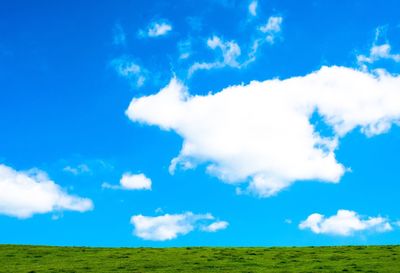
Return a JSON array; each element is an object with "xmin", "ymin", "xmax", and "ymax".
[{"xmin": 1, "ymin": 0, "xmax": 400, "ymax": 247}]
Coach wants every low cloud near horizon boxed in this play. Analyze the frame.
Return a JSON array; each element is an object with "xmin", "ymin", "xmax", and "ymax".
[
  {"xmin": 131, "ymin": 212, "xmax": 228, "ymax": 241},
  {"xmin": 299, "ymin": 210, "xmax": 393, "ymax": 236}
]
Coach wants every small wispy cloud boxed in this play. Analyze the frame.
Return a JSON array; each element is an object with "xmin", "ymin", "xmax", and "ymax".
[
  {"xmin": 131, "ymin": 212, "xmax": 228, "ymax": 241},
  {"xmin": 188, "ymin": 35, "xmax": 242, "ymax": 75},
  {"xmin": 140, "ymin": 21, "xmax": 172, "ymax": 38},
  {"xmin": 111, "ymin": 56, "xmax": 146, "ymax": 88},
  {"xmin": 248, "ymin": 0, "xmax": 258, "ymax": 16},
  {"xmin": 178, "ymin": 39, "xmax": 192, "ymax": 60},
  {"xmin": 357, "ymin": 27, "xmax": 400, "ymax": 70},
  {"xmin": 285, "ymin": 219, "xmax": 292, "ymax": 224},
  {"xmin": 188, "ymin": 15, "xmax": 284, "ymax": 76},
  {"xmin": 259, "ymin": 16, "xmax": 283, "ymax": 44}
]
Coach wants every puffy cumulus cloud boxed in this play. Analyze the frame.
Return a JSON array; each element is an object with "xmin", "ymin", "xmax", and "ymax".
[
  {"xmin": 126, "ymin": 66, "xmax": 400, "ymax": 197},
  {"xmin": 111, "ymin": 57, "xmax": 146, "ymax": 88},
  {"xmin": 0, "ymin": 164, "xmax": 93, "ymax": 219},
  {"xmin": 102, "ymin": 173, "xmax": 152, "ymax": 190},
  {"xmin": 130, "ymin": 212, "xmax": 228, "ymax": 241},
  {"xmin": 259, "ymin": 16, "xmax": 283, "ymax": 44},
  {"xmin": 146, "ymin": 21, "xmax": 172, "ymax": 37},
  {"xmin": 248, "ymin": 0, "xmax": 258, "ymax": 16},
  {"xmin": 120, "ymin": 173, "xmax": 152, "ymax": 190},
  {"xmin": 299, "ymin": 210, "xmax": 393, "ymax": 236}
]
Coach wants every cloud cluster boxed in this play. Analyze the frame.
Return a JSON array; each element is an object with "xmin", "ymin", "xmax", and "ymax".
[
  {"xmin": 189, "ymin": 36, "xmax": 242, "ymax": 75},
  {"xmin": 188, "ymin": 16, "xmax": 284, "ymax": 76},
  {"xmin": 357, "ymin": 27, "xmax": 400, "ymax": 70},
  {"xmin": 0, "ymin": 164, "xmax": 93, "ymax": 218},
  {"xmin": 126, "ymin": 66, "xmax": 400, "ymax": 197},
  {"xmin": 111, "ymin": 56, "xmax": 146, "ymax": 88},
  {"xmin": 358, "ymin": 44, "xmax": 400, "ymax": 67},
  {"xmin": 299, "ymin": 210, "xmax": 392, "ymax": 236},
  {"xmin": 131, "ymin": 212, "xmax": 228, "ymax": 241},
  {"xmin": 102, "ymin": 173, "xmax": 152, "ymax": 191},
  {"xmin": 259, "ymin": 16, "xmax": 283, "ymax": 44}
]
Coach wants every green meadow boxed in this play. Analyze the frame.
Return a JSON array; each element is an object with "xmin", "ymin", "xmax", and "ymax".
[{"xmin": 1, "ymin": 245, "xmax": 400, "ymax": 272}]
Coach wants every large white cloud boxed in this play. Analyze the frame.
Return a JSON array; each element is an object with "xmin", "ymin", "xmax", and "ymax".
[
  {"xmin": 299, "ymin": 210, "xmax": 393, "ymax": 236},
  {"xmin": 0, "ymin": 164, "xmax": 93, "ymax": 218},
  {"xmin": 130, "ymin": 212, "xmax": 228, "ymax": 241},
  {"xmin": 126, "ymin": 66, "xmax": 400, "ymax": 197}
]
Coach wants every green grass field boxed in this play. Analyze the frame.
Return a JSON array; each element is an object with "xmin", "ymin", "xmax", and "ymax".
[{"xmin": 1, "ymin": 245, "xmax": 400, "ymax": 273}]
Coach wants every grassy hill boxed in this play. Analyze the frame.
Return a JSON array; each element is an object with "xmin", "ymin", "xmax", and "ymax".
[{"xmin": 1, "ymin": 245, "xmax": 399, "ymax": 272}]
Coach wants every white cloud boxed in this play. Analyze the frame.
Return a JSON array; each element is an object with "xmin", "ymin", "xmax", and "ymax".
[
  {"xmin": 207, "ymin": 36, "xmax": 241, "ymax": 66},
  {"xmin": 201, "ymin": 220, "xmax": 229, "ymax": 232},
  {"xmin": 178, "ymin": 39, "xmax": 192, "ymax": 60},
  {"xmin": 126, "ymin": 66, "xmax": 400, "ymax": 197},
  {"xmin": 146, "ymin": 22, "xmax": 172, "ymax": 37},
  {"xmin": 111, "ymin": 57, "xmax": 146, "ymax": 88},
  {"xmin": 120, "ymin": 173, "xmax": 152, "ymax": 190},
  {"xmin": 102, "ymin": 173, "xmax": 151, "ymax": 190},
  {"xmin": 248, "ymin": 0, "xmax": 258, "ymax": 16},
  {"xmin": 357, "ymin": 44, "xmax": 400, "ymax": 66},
  {"xmin": 130, "ymin": 212, "xmax": 227, "ymax": 241},
  {"xmin": 357, "ymin": 27, "xmax": 400, "ymax": 70},
  {"xmin": 188, "ymin": 16, "xmax": 284, "ymax": 76},
  {"xmin": 299, "ymin": 210, "xmax": 393, "ymax": 236},
  {"xmin": 0, "ymin": 164, "xmax": 93, "ymax": 218},
  {"xmin": 259, "ymin": 16, "xmax": 283, "ymax": 44},
  {"xmin": 188, "ymin": 36, "xmax": 243, "ymax": 75},
  {"xmin": 63, "ymin": 164, "xmax": 90, "ymax": 175}
]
